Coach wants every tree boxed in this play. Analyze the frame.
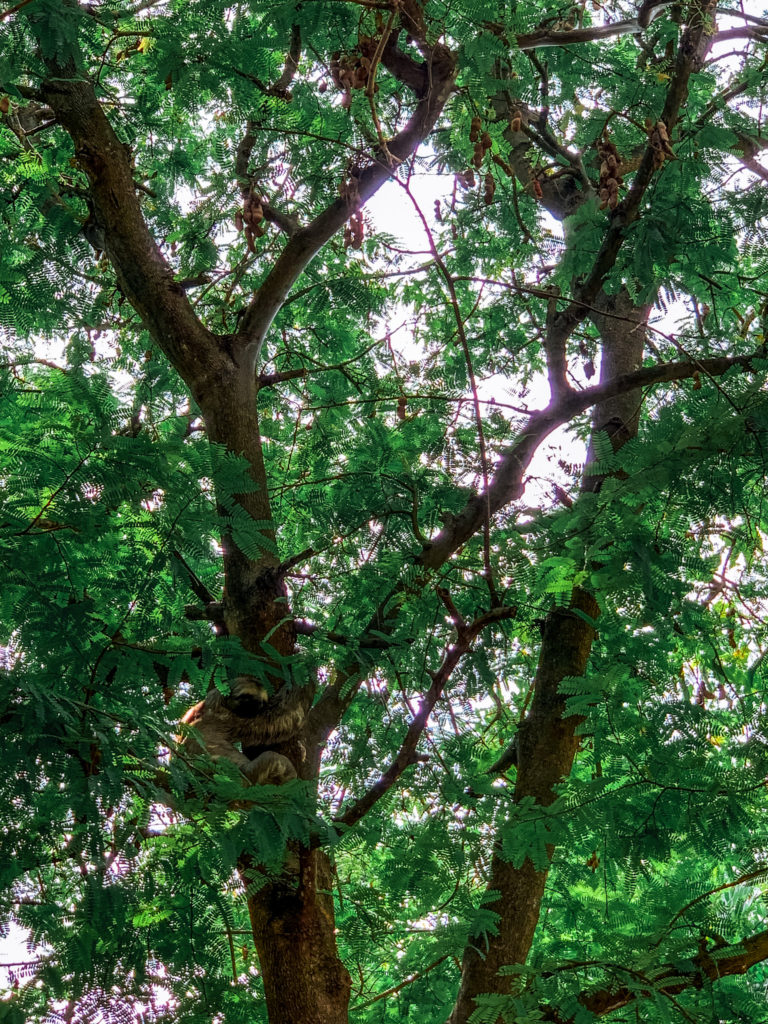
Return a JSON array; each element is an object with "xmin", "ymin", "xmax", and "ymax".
[{"xmin": 2, "ymin": 0, "xmax": 768, "ymax": 1020}]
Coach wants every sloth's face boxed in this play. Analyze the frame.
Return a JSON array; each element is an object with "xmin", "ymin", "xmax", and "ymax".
[{"xmin": 226, "ymin": 676, "xmax": 270, "ymax": 716}]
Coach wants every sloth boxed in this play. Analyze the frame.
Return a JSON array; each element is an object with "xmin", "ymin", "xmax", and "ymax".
[{"xmin": 179, "ymin": 675, "xmax": 306, "ymax": 785}]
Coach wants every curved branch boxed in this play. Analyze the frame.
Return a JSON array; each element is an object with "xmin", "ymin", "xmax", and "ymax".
[
  {"xmin": 0, "ymin": 0, "xmax": 36, "ymax": 21},
  {"xmin": 419, "ymin": 348, "xmax": 764, "ymax": 570},
  {"xmin": 713, "ymin": 26, "xmax": 768, "ymax": 45},
  {"xmin": 554, "ymin": 0, "xmax": 720, "ymax": 338},
  {"xmin": 515, "ymin": 18, "xmax": 643, "ymax": 50},
  {"xmin": 237, "ymin": 33, "xmax": 457, "ymax": 362},
  {"xmin": 273, "ymin": 23, "xmax": 301, "ymax": 97},
  {"xmin": 38, "ymin": 28, "xmax": 219, "ymax": 392},
  {"xmin": 575, "ymin": 929, "xmax": 768, "ymax": 1018}
]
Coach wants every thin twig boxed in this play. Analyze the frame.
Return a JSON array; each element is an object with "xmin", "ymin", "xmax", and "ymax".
[
  {"xmin": 335, "ymin": 603, "xmax": 516, "ymax": 829},
  {"xmin": 351, "ymin": 955, "xmax": 451, "ymax": 1010}
]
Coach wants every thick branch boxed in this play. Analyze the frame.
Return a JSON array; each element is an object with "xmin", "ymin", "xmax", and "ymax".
[
  {"xmin": 258, "ymin": 367, "xmax": 308, "ymax": 387},
  {"xmin": 507, "ymin": 2, "xmax": 716, "ymax": 50},
  {"xmin": 447, "ymin": 284, "xmax": 653, "ymax": 1024},
  {"xmin": 237, "ymin": 39, "xmax": 457, "ymax": 363},
  {"xmin": 544, "ymin": 288, "xmax": 569, "ymax": 399},
  {"xmin": 232, "ymin": 23, "xmax": 301, "ymax": 102},
  {"xmin": 500, "ymin": 102, "xmax": 588, "ymax": 221},
  {"xmin": 577, "ymin": 929, "xmax": 768, "ymax": 1018},
  {"xmin": 38, "ymin": 53, "xmax": 219, "ymax": 393},
  {"xmin": 419, "ymin": 347, "xmax": 762, "ymax": 570},
  {"xmin": 260, "ymin": 201, "xmax": 301, "ymax": 236},
  {"xmin": 484, "ymin": 11, "xmax": 674, "ymax": 52},
  {"xmin": 556, "ymin": 0, "xmax": 719, "ymax": 334},
  {"xmin": 713, "ymin": 26, "xmax": 768, "ymax": 45},
  {"xmin": 380, "ymin": 33, "xmax": 429, "ymax": 95},
  {"xmin": 514, "ymin": 19, "xmax": 643, "ymax": 51},
  {"xmin": 35, "ymin": 8, "xmax": 302, "ymax": 650},
  {"xmin": 273, "ymin": 23, "xmax": 301, "ymax": 97},
  {"xmin": 736, "ymin": 133, "xmax": 768, "ymax": 182}
]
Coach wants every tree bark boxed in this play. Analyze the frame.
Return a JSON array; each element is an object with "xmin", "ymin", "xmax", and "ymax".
[
  {"xmin": 448, "ymin": 291, "xmax": 648, "ymax": 1024},
  {"xmin": 241, "ymin": 850, "xmax": 352, "ymax": 1024}
]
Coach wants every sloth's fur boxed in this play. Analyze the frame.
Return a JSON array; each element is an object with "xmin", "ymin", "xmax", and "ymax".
[{"xmin": 180, "ymin": 676, "xmax": 306, "ymax": 785}]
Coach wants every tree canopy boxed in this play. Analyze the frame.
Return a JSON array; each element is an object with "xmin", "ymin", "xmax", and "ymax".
[{"xmin": 2, "ymin": 1, "xmax": 768, "ymax": 1022}]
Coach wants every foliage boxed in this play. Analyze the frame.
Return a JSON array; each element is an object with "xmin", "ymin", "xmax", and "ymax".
[{"xmin": 1, "ymin": 0, "xmax": 768, "ymax": 1022}]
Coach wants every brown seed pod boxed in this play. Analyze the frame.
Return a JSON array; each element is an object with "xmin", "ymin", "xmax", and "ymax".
[
  {"xmin": 597, "ymin": 135, "xmax": 624, "ymax": 209},
  {"xmin": 649, "ymin": 119, "xmax": 675, "ymax": 169},
  {"xmin": 483, "ymin": 172, "xmax": 495, "ymax": 205},
  {"xmin": 240, "ymin": 189, "xmax": 266, "ymax": 251},
  {"xmin": 344, "ymin": 209, "xmax": 364, "ymax": 249},
  {"xmin": 243, "ymin": 192, "xmax": 263, "ymax": 228},
  {"xmin": 469, "ymin": 115, "xmax": 482, "ymax": 143},
  {"xmin": 353, "ymin": 57, "xmax": 371, "ymax": 90},
  {"xmin": 456, "ymin": 168, "xmax": 475, "ymax": 189},
  {"xmin": 331, "ymin": 52, "xmax": 357, "ymax": 107}
]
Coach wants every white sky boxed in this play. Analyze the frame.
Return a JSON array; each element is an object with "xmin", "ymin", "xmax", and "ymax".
[{"xmin": 366, "ymin": 174, "xmax": 587, "ymax": 501}]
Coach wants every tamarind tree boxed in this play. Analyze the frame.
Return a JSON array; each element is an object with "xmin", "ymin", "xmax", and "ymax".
[{"xmin": 2, "ymin": 0, "xmax": 768, "ymax": 1021}]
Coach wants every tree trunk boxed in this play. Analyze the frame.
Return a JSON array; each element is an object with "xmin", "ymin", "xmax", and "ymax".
[
  {"xmin": 241, "ymin": 850, "xmax": 352, "ymax": 1024},
  {"xmin": 448, "ymin": 290, "xmax": 648, "ymax": 1024}
]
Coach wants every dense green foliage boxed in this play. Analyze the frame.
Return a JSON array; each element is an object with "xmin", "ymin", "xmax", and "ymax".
[{"xmin": 2, "ymin": 1, "xmax": 768, "ymax": 1022}]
